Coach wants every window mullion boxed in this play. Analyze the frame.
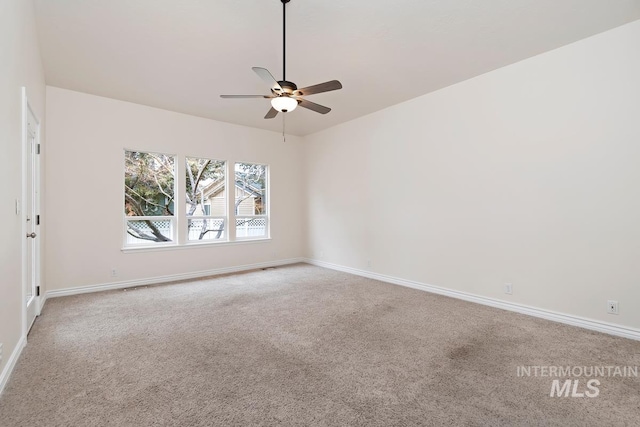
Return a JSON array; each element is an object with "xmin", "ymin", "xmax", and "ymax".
[
  {"xmin": 175, "ymin": 154, "xmax": 186, "ymax": 245},
  {"xmin": 228, "ymin": 160, "xmax": 236, "ymax": 241}
]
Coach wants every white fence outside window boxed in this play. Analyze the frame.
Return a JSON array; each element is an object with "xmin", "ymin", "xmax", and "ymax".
[
  {"xmin": 236, "ymin": 216, "xmax": 268, "ymax": 239},
  {"xmin": 187, "ymin": 217, "xmax": 226, "ymax": 241},
  {"xmin": 125, "ymin": 216, "xmax": 175, "ymax": 246}
]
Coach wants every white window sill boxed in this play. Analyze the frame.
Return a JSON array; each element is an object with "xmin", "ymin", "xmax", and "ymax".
[{"xmin": 121, "ymin": 238, "xmax": 272, "ymax": 253}]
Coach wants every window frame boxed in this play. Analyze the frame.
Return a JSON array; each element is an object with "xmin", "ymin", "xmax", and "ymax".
[
  {"xmin": 185, "ymin": 156, "xmax": 229, "ymax": 245},
  {"xmin": 122, "ymin": 152, "xmax": 270, "ymax": 251},
  {"xmin": 234, "ymin": 161, "xmax": 270, "ymax": 241},
  {"xmin": 123, "ymin": 149, "xmax": 177, "ymax": 248}
]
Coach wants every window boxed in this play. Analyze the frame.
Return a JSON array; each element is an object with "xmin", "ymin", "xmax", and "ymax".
[
  {"xmin": 124, "ymin": 151, "xmax": 175, "ymax": 246},
  {"xmin": 186, "ymin": 157, "xmax": 226, "ymax": 242},
  {"xmin": 235, "ymin": 162, "xmax": 268, "ymax": 239},
  {"xmin": 123, "ymin": 153, "xmax": 269, "ymax": 248}
]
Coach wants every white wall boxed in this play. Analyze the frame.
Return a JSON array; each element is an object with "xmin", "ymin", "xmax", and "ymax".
[
  {"xmin": 0, "ymin": 0, "xmax": 46, "ymax": 381},
  {"xmin": 304, "ymin": 20, "xmax": 640, "ymax": 329},
  {"xmin": 45, "ymin": 87, "xmax": 304, "ymax": 291}
]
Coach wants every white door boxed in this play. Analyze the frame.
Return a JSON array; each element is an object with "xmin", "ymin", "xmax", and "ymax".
[{"xmin": 24, "ymin": 101, "xmax": 41, "ymax": 333}]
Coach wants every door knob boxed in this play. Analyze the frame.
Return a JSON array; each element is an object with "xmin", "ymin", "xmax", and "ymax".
[{"xmin": 27, "ymin": 232, "xmax": 36, "ymax": 238}]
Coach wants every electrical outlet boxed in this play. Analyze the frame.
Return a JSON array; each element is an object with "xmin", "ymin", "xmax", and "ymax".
[
  {"xmin": 366, "ymin": 260, "xmax": 371, "ymax": 268},
  {"xmin": 504, "ymin": 283, "xmax": 513, "ymax": 295},
  {"xmin": 607, "ymin": 300, "xmax": 619, "ymax": 315},
  {"xmin": 111, "ymin": 268, "xmax": 118, "ymax": 277}
]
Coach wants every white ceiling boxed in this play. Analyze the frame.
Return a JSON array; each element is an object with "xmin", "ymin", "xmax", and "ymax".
[{"xmin": 34, "ymin": 0, "xmax": 640, "ymax": 136}]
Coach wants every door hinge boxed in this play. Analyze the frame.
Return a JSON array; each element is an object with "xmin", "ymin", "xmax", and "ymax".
[
  {"xmin": 36, "ymin": 286, "xmax": 40, "ymax": 297},
  {"xmin": 37, "ymin": 144, "xmax": 41, "ymax": 154},
  {"xmin": 36, "ymin": 215, "xmax": 40, "ymax": 225}
]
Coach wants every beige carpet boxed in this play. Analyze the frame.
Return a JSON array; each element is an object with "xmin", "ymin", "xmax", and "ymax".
[{"xmin": 1, "ymin": 263, "xmax": 639, "ymax": 426}]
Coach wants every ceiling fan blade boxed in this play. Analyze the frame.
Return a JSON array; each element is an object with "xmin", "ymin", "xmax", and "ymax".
[
  {"xmin": 296, "ymin": 80, "xmax": 342, "ymax": 96},
  {"xmin": 264, "ymin": 107, "xmax": 279, "ymax": 119},
  {"xmin": 298, "ymin": 99, "xmax": 331, "ymax": 114},
  {"xmin": 220, "ymin": 95, "xmax": 273, "ymax": 98},
  {"xmin": 252, "ymin": 67, "xmax": 283, "ymax": 92}
]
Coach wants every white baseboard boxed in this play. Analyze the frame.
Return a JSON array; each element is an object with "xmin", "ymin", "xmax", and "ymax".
[
  {"xmin": 46, "ymin": 258, "xmax": 305, "ymax": 299},
  {"xmin": 304, "ymin": 258, "xmax": 640, "ymax": 341},
  {"xmin": 37, "ymin": 293, "xmax": 47, "ymax": 315},
  {"xmin": 0, "ymin": 335, "xmax": 27, "ymax": 396}
]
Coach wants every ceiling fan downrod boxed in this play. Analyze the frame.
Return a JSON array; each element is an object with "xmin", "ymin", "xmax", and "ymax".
[{"xmin": 282, "ymin": 0, "xmax": 290, "ymax": 82}]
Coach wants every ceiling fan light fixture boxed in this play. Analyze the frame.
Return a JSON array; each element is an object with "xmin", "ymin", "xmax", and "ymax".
[{"xmin": 271, "ymin": 96, "xmax": 298, "ymax": 113}]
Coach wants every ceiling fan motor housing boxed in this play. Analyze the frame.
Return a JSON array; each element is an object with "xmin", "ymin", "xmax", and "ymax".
[{"xmin": 276, "ymin": 80, "xmax": 298, "ymax": 95}]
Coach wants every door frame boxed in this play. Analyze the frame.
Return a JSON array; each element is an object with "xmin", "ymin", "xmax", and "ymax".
[{"xmin": 21, "ymin": 87, "xmax": 42, "ymax": 337}]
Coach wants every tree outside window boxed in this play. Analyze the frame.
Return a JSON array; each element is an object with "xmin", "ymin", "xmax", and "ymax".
[
  {"xmin": 186, "ymin": 157, "xmax": 226, "ymax": 241},
  {"xmin": 124, "ymin": 151, "xmax": 175, "ymax": 245}
]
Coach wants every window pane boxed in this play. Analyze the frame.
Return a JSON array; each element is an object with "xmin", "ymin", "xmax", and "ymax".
[
  {"xmin": 236, "ymin": 217, "xmax": 267, "ymax": 238},
  {"xmin": 125, "ymin": 151, "xmax": 175, "ymax": 216},
  {"xmin": 188, "ymin": 218, "xmax": 225, "ymax": 241},
  {"xmin": 185, "ymin": 158, "xmax": 226, "ymax": 216},
  {"xmin": 124, "ymin": 151, "xmax": 175, "ymax": 246},
  {"xmin": 186, "ymin": 157, "xmax": 226, "ymax": 242},
  {"xmin": 234, "ymin": 163, "xmax": 267, "ymax": 215},
  {"xmin": 126, "ymin": 218, "xmax": 173, "ymax": 245}
]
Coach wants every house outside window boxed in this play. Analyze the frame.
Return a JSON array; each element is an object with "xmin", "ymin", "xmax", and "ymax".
[{"xmin": 235, "ymin": 162, "xmax": 268, "ymax": 239}]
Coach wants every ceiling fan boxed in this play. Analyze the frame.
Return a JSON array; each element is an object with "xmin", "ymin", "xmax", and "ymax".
[{"xmin": 220, "ymin": 0, "xmax": 342, "ymax": 119}]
